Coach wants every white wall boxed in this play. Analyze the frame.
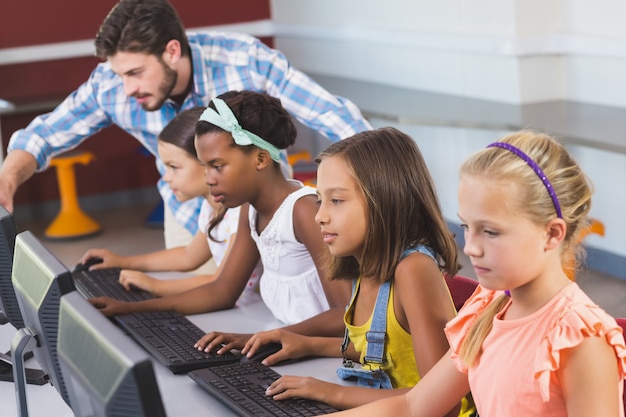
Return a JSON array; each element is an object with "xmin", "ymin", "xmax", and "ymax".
[
  {"xmin": 2, "ymin": 1, "xmax": 623, "ymax": 267},
  {"xmin": 271, "ymin": 0, "xmax": 626, "ymax": 107},
  {"xmin": 271, "ymin": 0, "xmax": 626, "ymax": 263},
  {"xmin": 363, "ymin": 120, "xmax": 626, "ymax": 262}
]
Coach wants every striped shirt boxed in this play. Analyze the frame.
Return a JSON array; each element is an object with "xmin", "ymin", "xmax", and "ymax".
[{"xmin": 8, "ymin": 31, "xmax": 371, "ymax": 233}]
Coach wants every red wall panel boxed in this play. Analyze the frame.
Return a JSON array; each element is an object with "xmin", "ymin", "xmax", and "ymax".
[{"xmin": 0, "ymin": 0, "xmax": 270, "ymax": 48}]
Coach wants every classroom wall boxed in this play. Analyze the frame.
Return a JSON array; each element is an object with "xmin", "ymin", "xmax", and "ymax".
[
  {"xmin": 270, "ymin": 0, "xmax": 626, "ymax": 273},
  {"xmin": 270, "ymin": 0, "xmax": 626, "ymax": 107},
  {"xmin": 1, "ymin": 1, "xmax": 624, "ymax": 275}
]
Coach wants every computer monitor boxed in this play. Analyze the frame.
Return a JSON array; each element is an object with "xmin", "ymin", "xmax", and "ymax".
[
  {"xmin": 58, "ymin": 291, "xmax": 167, "ymax": 417},
  {"xmin": 0, "ymin": 206, "xmax": 47, "ymax": 386},
  {"xmin": 0, "ymin": 204, "xmax": 23, "ymax": 328},
  {"xmin": 11, "ymin": 230, "xmax": 76, "ymax": 416}
]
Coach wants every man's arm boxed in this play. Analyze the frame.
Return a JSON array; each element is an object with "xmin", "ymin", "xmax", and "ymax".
[
  {"xmin": 0, "ymin": 150, "xmax": 38, "ymax": 212},
  {"xmin": 247, "ymin": 38, "xmax": 372, "ymax": 141},
  {"xmin": 2, "ymin": 64, "xmax": 119, "ymax": 212}
]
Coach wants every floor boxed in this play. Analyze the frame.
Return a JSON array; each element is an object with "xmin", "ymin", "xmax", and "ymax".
[{"xmin": 15, "ymin": 202, "xmax": 626, "ymax": 319}]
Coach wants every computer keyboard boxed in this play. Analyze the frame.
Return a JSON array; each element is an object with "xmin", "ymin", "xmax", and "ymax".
[
  {"xmin": 73, "ymin": 268, "xmax": 239, "ymax": 373},
  {"xmin": 72, "ymin": 267, "xmax": 154, "ymax": 302},
  {"xmin": 188, "ymin": 361, "xmax": 338, "ymax": 416},
  {"xmin": 113, "ymin": 310, "xmax": 240, "ymax": 374}
]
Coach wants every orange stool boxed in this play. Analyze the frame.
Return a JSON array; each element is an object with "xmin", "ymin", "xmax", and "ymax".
[
  {"xmin": 564, "ymin": 218, "xmax": 605, "ymax": 281},
  {"xmin": 288, "ymin": 150, "xmax": 317, "ymax": 186},
  {"xmin": 44, "ymin": 151, "xmax": 101, "ymax": 240}
]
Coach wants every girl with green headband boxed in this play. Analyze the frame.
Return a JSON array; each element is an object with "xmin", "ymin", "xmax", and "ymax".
[
  {"xmin": 80, "ymin": 107, "xmax": 261, "ymax": 306},
  {"xmin": 91, "ymin": 91, "xmax": 352, "ymax": 342}
]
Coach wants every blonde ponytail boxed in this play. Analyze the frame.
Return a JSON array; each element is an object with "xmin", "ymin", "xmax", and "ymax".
[{"xmin": 459, "ymin": 295, "xmax": 510, "ymax": 367}]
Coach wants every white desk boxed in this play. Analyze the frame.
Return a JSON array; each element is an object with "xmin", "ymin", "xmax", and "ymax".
[{"xmin": 0, "ymin": 298, "xmax": 350, "ymax": 417}]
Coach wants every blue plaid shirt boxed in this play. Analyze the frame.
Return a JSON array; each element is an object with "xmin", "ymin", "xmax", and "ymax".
[{"xmin": 8, "ymin": 31, "xmax": 371, "ymax": 234}]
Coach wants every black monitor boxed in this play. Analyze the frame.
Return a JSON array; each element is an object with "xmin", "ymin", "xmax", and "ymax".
[
  {"xmin": 58, "ymin": 291, "xmax": 167, "ymax": 417},
  {"xmin": 11, "ymin": 230, "xmax": 76, "ymax": 416},
  {"xmin": 0, "ymin": 204, "xmax": 22, "ymax": 328},
  {"xmin": 0, "ymin": 206, "xmax": 46, "ymax": 386}
]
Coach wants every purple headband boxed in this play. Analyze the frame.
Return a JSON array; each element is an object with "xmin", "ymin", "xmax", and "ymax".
[{"xmin": 486, "ymin": 142, "xmax": 562, "ymax": 219}]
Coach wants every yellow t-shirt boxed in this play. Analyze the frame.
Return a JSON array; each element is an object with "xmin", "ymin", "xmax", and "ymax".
[
  {"xmin": 344, "ymin": 277, "xmax": 418, "ymax": 388},
  {"xmin": 345, "ymin": 276, "xmax": 476, "ymax": 417}
]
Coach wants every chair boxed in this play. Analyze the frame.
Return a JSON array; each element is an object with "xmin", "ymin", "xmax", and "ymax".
[
  {"xmin": 288, "ymin": 150, "xmax": 317, "ymax": 186},
  {"xmin": 563, "ymin": 217, "xmax": 605, "ymax": 281},
  {"xmin": 44, "ymin": 151, "xmax": 101, "ymax": 239},
  {"xmin": 616, "ymin": 318, "xmax": 626, "ymax": 412},
  {"xmin": 445, "ymin": 275, "xmax": 478, "ymax": 312}
]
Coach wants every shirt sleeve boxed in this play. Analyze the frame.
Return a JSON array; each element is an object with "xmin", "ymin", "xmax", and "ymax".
[
  {"xmin": 444, "ymin": 285, "xmax": 500, "ymax": 373},
  {"xmin": 224, "ymin": 206, "xmax": 241, "ymax": 236},
  {"xmin": 7, "ymin": 64, "xmax": 114, "ymax": 171},
  {"xmin": 534, "ymin": 303, "xmax": 626, "ymax": 402},
  {"xmin": 245, "ymin": 38, "xmax": 372, "ymax": 142}
]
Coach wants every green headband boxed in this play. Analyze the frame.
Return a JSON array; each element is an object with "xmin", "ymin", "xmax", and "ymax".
[{"xmin": 199, "ymin": 98, "xmax": 281, "ymax": 163}]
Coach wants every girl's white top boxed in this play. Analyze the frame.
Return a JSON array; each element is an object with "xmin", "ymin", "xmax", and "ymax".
[{"xmin": 248, "ymin": 185, "xmax": 329, "ymax": 324}]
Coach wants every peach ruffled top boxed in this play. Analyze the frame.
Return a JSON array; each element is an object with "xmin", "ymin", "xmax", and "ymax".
[{"xmin": 445, "ymin": 283, "xmax": 626, "ymax": 416}]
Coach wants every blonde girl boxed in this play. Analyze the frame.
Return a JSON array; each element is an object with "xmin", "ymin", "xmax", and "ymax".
[{"xmin": 325, "ymin": 130, "xmax": 626, "ymax": 417}]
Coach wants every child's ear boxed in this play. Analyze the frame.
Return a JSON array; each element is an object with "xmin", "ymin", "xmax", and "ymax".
[
  {"xmin": 255, "ymin": 150, "xmax": 271, "ymax": 170},
  {"xmin": 545, "ymin": 218, "xmax": 567, "ymax": 251}
]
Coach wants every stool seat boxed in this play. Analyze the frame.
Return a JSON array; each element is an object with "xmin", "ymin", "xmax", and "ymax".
[
  {"xmin": 564, "ymin": 218, "xmax": 605, "ymax": 281},
  {"xmin": 44, "ymin": 150, "xmax": 101, "ymax": 240},
  {"xmin": 288, "ymin": 150, "xmax": 317, "ymax": 186}
]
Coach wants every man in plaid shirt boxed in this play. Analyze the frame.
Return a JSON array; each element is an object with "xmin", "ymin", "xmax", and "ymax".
[{"xmin": 0, "ymin": 0, "xmax": 370, "ymax": 248}]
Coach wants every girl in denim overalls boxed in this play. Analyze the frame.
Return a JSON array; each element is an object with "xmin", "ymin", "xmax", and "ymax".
[{"xmin": 262, "ymin": 127, "xmax": 474, "ymax": 416}]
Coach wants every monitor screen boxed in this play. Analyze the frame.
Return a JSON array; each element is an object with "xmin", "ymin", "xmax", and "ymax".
[
  {"xmin": 0, "ymin": 204, "xmax": 23, "ymax": 328},
  {"xmin": 58, "ymin": 291, "xmax": 167, "ymax": 417},
  {"xmin": 11, "ymin": 230, "xmax": 76, "ymax": 408}
]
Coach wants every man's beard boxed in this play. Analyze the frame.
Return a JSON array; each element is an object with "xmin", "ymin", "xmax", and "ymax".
[{"xmin": 141, "ymin": 62, "xmax": 178, "ymax": 111}]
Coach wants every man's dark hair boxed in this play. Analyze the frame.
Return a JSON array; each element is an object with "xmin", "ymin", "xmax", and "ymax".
[{"xmin": 94, "ymin": 0, "xmax": 190, "ymax": 59}]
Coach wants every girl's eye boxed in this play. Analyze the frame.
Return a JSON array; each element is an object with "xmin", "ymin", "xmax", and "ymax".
[
  {"xmin": 484, "ymin": 229, "xmax": 498, "ymax": 237},
  {"xmin": 330, "ymin": 199, "xmax": 342, "ymax": 205},
  {"xmin": 459, "ymin": 223, "xmax": 468, "ymax": 231}
]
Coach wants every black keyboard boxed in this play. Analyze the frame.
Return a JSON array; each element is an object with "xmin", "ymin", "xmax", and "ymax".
[
  {"xmin": 73, "ymin": 268, "xmax": 239, "ymax": 373},
  {"xmin": 188, "ymin": 361, "xmax": 338, "ymax": 416},
  {"xmin": 72, "ymin": 267, "xmax": 154, "ymax": 302},
  {"xmin": 113, "ymin": 310, "xmax": 240, "ymax": 374}
]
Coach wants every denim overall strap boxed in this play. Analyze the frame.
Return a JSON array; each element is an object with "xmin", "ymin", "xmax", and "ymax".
[
  {"xmin": 363, "ymin": 280, "xmax": 391, "ymax": 363},
  {"xmin": 402, "ymin": 244, "xmax": 436, "ymax": 263},
  {"xmin": 341, "ymin": 245, "xmax": 437, "ymax": 365},
  {"xmin": 363, "ymin": 244, "xmax": 437, "ymax": 364}
]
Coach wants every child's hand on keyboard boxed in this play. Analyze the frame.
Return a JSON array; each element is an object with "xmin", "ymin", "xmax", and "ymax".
[
  {"xmin": 195, "ymin": 331, "xmax": 252, "ymax": 355},
  {"xmin": 78, "ymin": 248, "xmax": 126, "ymax": 270},
  {"xmin": 266, "ymin": 374, "xmax": 336, "ymax": 406},
  {"xmin": 243, "ymin": 329, "xmax": 314, "ymax": 366},
  {"xmin": 119, "ymin": 270, "xmax": 158, "ymax": 293},
  {"xmin": 89, "ymin": 296, "xmax": 132, "ymax": 316}
]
